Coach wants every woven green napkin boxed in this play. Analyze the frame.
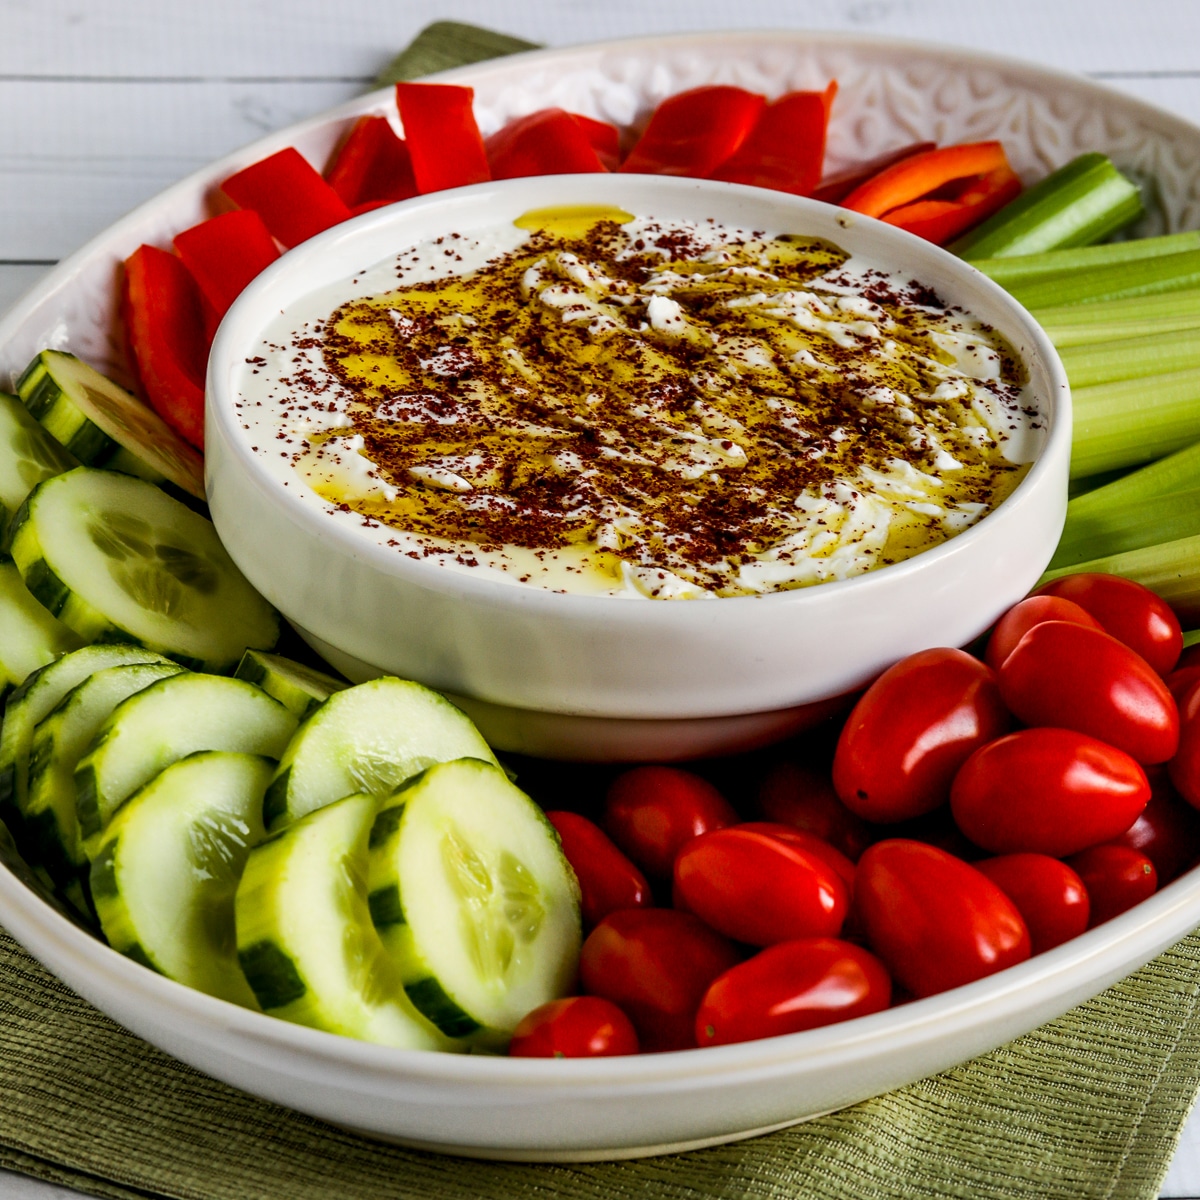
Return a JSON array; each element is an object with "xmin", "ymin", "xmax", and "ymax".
[{"xmin": 4, "ymin": 21, "xmax": 1200, "ymax": 1200}]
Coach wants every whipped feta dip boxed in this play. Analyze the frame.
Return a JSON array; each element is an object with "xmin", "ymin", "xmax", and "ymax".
[{"xmin": 233, "ymin": 207, "xmax": 1044, "ymax": 599}]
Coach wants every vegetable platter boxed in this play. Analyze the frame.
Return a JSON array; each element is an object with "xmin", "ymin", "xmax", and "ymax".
[{"xmin": 4, "ymin": 30, "xmax": 1200, "ymax": 1162}]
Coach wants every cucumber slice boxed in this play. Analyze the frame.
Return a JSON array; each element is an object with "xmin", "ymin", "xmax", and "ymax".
[
  {"xmin": 24, "ymin": 661, "xmax": 186, "ymax": 886},
  {"xmin": 9, "ymin": 467, "xmax": 279, "ymax": 672},
  {"xmin": 0, "ymin": 561, "xmax": 81, "ymax": 688},
  {"xmin": 263, "ymin": 678, "xmax": 498, "ymax": 831},
  {"xmin": 0, "ymin": 392, "xmax": 76, "ymax": 535},
  {"xmin": 75, "ymin": 672, "xmax": 298, "ymax": 846},
  {"xmin": 0, "ymin": 644, "xmax": 177, "ymax": 848},
  {"xmin": 90, "ymin": 750, "xmax": 271, "ymax": 1007},
  {"xmin": 367, "ymin": 758, "xmax": 581, "ymax": 1042},
  {"xmin": 234, "ymin": 649, "xmax": 347, "ymax": 720},
  {"xmin": 0, "ymin": 814, "xmax": 90, "ymax": 929},
  {"xmin": 235, "ymin": 791, "xmax": 456, "ymax": 1050},
  {"xmin": 17, "ymin": 351, "xmax": 206, "ymax": 501}
]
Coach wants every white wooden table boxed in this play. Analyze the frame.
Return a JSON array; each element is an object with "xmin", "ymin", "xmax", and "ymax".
[{"xmin": 1, "ymin": 1, "xmax": 1199, "ymax": 1196}]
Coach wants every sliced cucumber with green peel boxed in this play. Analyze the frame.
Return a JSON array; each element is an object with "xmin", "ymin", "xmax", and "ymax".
[
  {"xmin": 9, "ymin": 467, "xmax": 279, "ymax": 672},
  {"xmin": 235, "ymin": 650, "xmax": 346, "ymax": 720},
  {"xmin": 235, "ymin": 791, "xmax": 456, "ymax": 1050},
  {"xmin": 91, "ymin": 750, "xmax": 271, "ymax": 1007},
  {"xmin": 263, "ymin": 678, "xmax": 498, "ymax": 831},
  {"xmin": 0, "ymin": 561, "xmax": 81, "ymax": 688},
  {"xmin": 0, "ymin": 392, "xmax": 76, "ymax": 535},
  {"xmin": 0, "ymin": 643, "xmax": 177, "ymax": 846},
  {"xmin": 75, "ymin": 672, "xmax": 297, "ymax": 848},
  {"xmin": 367, "ymin": 758, "xmax": 580, "ymax": 1043},
  {"xmin": 17, "ymin": 351, "xmax": 206, "ymax": 501},
  {"xmin": 24, "ymin": 661, "xmax": 186, "ymax": 886}
]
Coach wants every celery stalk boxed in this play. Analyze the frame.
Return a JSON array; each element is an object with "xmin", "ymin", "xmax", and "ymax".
[
  {"xmin": 1184, "ymin": 629, "xmax": 1200, "ymax": 649},
  {"xmin": 1033, "ymin": 289, "xmax": 1200, "ymax": 347},
  {"xmin": 1058, "ymin": 328, "xmax": 1200, "ymax": 388},
  {"xmin": 971, "ymin": 231, "xmax": 1200, "ymax": 287},
  {"xmin": 952, "ymin": 153, "xmax": 1142, "ymax": 259},
  {"xmin": 1039, "ymin": 534, "xmax": 1200, "ymax": 625},
  {"xmin": 1049, "ymin": 485, "xmax": 1200, "ymax": 568},
  {"xmin": 1068, "ymin": 466, "xmax": 1133, "ymax": 500},
  {"xmin": 1070, "ymin": 368, "xmax": 1200, "ymax": 478},
  {"xmin": 1066, "ymin": 438, "xmax": 1200, "ymax": 516},
  {"xmin": 1008, "ymin": 248, "xmax": 1200, "ymax": 309}
]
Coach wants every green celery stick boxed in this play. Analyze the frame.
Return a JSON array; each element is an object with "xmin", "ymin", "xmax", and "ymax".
[
  {"xmin": 1039, "ymin": 533, "xmax": 1200, "ymax": 625},
  {"xmin": 1034, "ymin": 288, "xmax": 1200, "ymax": 347},
  {"xmin": 1067, "ymin": 437, "xmax": 1200, "ymax": 518},
  {"xmin": 1058, "ymin": 327, "xmax": 1200, "ymax": 388},
  {"xmin": 952, "ymin": 153, "xmax": 1143, "ymax": 259},
  {"xmin": 972, "ymin": 231, "xmax": 1200, "ymax": 287},
  {"xmin": 1067, "ymin": 465, "xmax": 1133, "ymax": 500},
  {"xmin": 1183, "ymin": 628, "xmax": 1200, "ymax": 649},
  {"xmin": 1050, "ymin": 484, "xmax": 1200, "ymax": 568},
  {"xmin": 1070, "ymin": 368, "xmax": 1200, "ymax": 479},
  {"xmin": 1008, "ymin": 248, "xmax": 1200, "ymax": 309}
]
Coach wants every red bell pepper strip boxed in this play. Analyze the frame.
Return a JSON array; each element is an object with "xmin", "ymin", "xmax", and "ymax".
[
  {"xmin": 811, "ymin": 142, "xmax": 937, "ymax": 205},
  {"xmin": 709, "ymin": 83, "xmax": 837, "ymax": 195},
  {"xmin": 221, "ymin": 148, "xmax": 352, "ymax": 248},
  {"xmin": 620, "ymin": 86, "xmax": 767, "ymax": 177},
  {"xmin": 485, "ymin": 108, "xmax": 608, "ymax": 179},
  {"xmin": 173, "ymin": 209, "xmax": 280, "ymax": 321},
  {"xmin": 881, "ymin": 166, "xmax": 1023, "ymax": 245},
  {"xmin": 325, "ymin": 114, "xmax": 418, "ymax": 209},
  {"xmin": 122, "ymin": 245, "xmax": 208, "ymax": 449},
  {"xmin": 841, "ymin": 141, "xmax": 1012, "ymax": 218},
  {"xmin": 394, "ymin": 82, "xmax": 490, "ymax": 193},
  {"xmin": 570, "ymin": 113, "xmax": 621, "ymax": 171}
]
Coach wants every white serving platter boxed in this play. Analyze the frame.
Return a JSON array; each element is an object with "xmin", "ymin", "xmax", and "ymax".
[{"xmin": 0, "ymin": 29, "xmax": 1198, "ymax": 1162}]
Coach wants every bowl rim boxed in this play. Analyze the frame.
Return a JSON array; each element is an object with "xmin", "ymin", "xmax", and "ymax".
[{"xmin": 207, "ymin": 171, "xmax": 1070, "ymax": 614}]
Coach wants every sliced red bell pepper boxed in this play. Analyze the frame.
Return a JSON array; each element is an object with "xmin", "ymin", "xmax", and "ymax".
[
  {"xmin": 619, "ymin": 86, "xmax": 766, "ymax": 177},
  {"xmin": 123, "ymin": 245, "xmax": 208, "ymax": 449},
  {"xmin": 394, "ymin": 82, "xmax": 490, "ymax": 193},
  {"xmin": 811, "ymin": 142, "xmax": 937, "ymax": 205},
  {"xmin": 570, "ymin": 113, "xmax": 621, "ymax": 171},
  {"xmin": 709, "ymin": 82, "xmax": 837, "ymax": 195},
  {"xmin": 841, "ymin": 141, "xmax": 1012, "ymax": 218},
  {"xmin": 325, "ymin": 114, "xmax": 418, "ymax": 209},
  {"xmin": 881, "ymin": 167, "xmax": 1023, "ymax": 245},
  {"xmin": 221, "ymin": 148, "xmax": 352, "ymax": 249},
  {"xmin": 485, "ymin": 108, "xmax": 608, "ymax": 179},
  {"xmin": 174, "ymin": 209, "xmax": 280, "ymax": 322}
]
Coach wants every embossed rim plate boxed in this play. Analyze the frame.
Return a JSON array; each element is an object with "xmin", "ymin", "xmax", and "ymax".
[{"xmin": 1, "ymin": 29, "xmax": 1199, "ymax": 1162}]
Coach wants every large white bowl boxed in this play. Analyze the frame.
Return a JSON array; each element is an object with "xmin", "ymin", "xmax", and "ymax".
[
  {"xmin": 0, "ymin": 28, "xmax": 1199, "ymax": 1164},
  {"xmin": 206, "ymin": 174, "xmax": 1070, "ymax": 761}
]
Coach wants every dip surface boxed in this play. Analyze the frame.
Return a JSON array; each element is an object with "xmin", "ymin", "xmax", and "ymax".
[{"xmin": 237, "ymin": 208, "xmax": 1042, "ymax": 599}]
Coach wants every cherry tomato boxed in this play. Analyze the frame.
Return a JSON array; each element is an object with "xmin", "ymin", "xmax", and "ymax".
[
  {"xmin": 579, "ymin": 908, "xmax": 740, "ymax": 1052},
  {"xmin": 887, "ymin": 807, "xmax": 985, "ymax": 861},
  {"xmin": 973, "ymin": 853, "xmax": 1090, "ymax": 954},
  {"xmin": 545, "ymin": 810, "xmax": 652, "ymax": 928},
  {"xmin": 673, "ymin": 828, "xmax": 848, "ymax": 946},
  {"xmin": 758, "ymin": 760, "xmax": 872, "ymax": 860},
  {"xmin": 1178, "ymin": 643, "xmax": 1200, "ymax": 672},
  {"xmin": 604, "ymin": 766, "xmax": 738, "ymax": 878},
  {"xmin": 1165, "ymin": 665, "xmax": 1200, "ymax": 704},
  {"xmin": 997, "ymin": 621, "xmax": 1179, "ymax": 764},
  {"xmin": 833, "ymin": 648, "xmax": 1009, "ymax": 823},
  {"xmin": 950, "ymin": 727, "xmax": 1150, "ymax": 857},
  {"xmin": 1168, "ymin": 678, "xmax": 1200, "ymax": 811},
  {"xmin": 1114, "ymin": 766, "xmax": 1200, "ymax": 884},
  {"xmin": 508, "ymin": 996, "xmax": 640, "ymax": 1058},
  {"xmin": 854, "ymin": 839, "xmax": 1030, "ymax": 998},
  {"xmin": 694, "ymin": 938, "xmax": 891, "ymax": 1047},
  {"xmin": 1035, "ymin": 574, "xmax": 1183, "ymax": 676},
  {"xmin": 735, "ymin": 821, "xmax": 856, "ymax": 893},
  {"xmin": 984, "ymin": 595, "xmax": 1103, "ymax": 671},
  {"xmin": 1065, "ymin": 844, "xmax": 1158, "ymax": 926}
]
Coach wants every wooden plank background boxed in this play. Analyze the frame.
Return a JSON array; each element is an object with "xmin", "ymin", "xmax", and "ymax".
[{"xmin": 0, "ymin": 1, "xmax": 1198, "ymax": 1196}]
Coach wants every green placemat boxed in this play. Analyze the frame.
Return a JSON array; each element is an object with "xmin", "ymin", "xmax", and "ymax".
[{"xmin": 5, "ymin": 21, "xmax": 1200, "ymax": 1200}]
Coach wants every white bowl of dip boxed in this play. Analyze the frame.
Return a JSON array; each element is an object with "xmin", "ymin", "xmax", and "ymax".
[{"xmin": 206, "ymin": 173, "xmax": 1069, "ymax": 760}]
